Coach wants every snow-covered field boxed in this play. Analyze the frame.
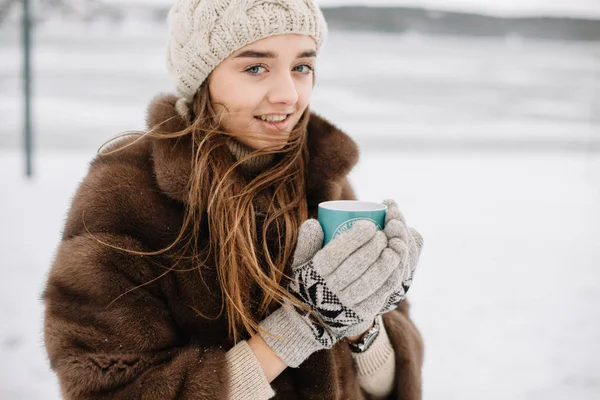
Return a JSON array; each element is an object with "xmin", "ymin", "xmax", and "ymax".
[
  {"xmin": 1, "ymin": 20, "xmax": 600, "ymax": 400},
  {"xmin": 2, "ymin": 28, "xmax": 599, "ymax": 151},
  {"xmin": 2, "ymin": 149, "xmax": 600, "ymax": 399}
]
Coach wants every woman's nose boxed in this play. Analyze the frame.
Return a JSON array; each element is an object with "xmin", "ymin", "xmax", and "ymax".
[{"xmin": 266, "ymin": 72, "xmax": 299, "ymax": 106}]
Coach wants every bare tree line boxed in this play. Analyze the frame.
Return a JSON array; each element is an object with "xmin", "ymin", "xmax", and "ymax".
[
  {"xmin": 0, "ymin": 0, "xmax": 84, "ymax": 23},
  {"xmin": 0, "ymin": 0, "xmax": 167, "ymax": 24}
]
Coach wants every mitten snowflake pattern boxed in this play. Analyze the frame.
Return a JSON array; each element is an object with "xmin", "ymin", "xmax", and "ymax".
[{"xmin": 288, "ymin": 261, "xmax": 364, "ymax": 346}]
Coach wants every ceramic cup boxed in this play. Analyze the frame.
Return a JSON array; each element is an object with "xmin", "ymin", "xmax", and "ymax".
[{"xmin": 318, "ymin": 200, "xmax": 387, "ymax": 245}]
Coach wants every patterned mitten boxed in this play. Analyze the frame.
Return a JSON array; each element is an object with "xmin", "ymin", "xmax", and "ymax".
[
  {"xmin": 259, "ymin": 219, "xmax": 402, "ymax": 367},
  {"xmin": 379, "ymin": 199, "xmax": 424, "ymax": 314}
]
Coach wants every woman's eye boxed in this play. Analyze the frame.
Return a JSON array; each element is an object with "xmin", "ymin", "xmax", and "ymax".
[
  {"xmin": 245, "ymin": 65, "xmax": 266, "ymax": 75},
  {"xmin": 294, "ymin": 64, "xmax": 314, "ymax": 74}
]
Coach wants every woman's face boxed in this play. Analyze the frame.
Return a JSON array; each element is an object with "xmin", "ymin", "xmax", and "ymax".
[{"xmin": 209, "ymin": 34, "xmax": 316, "ymax": 151}]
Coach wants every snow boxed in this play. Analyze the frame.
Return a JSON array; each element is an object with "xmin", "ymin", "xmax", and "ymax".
[
  {"xmin": 2, "ymin": 30, "xmax": 598, "ymax": 150},
  {"xmin": 1, "ymin": 153, "xmax": 90, "ymax": 400},
  {"xmin": 2, "ymin": 149, "xmax": 600, "ymax": 399},
  {"xmin": 1, "ymin": 22, "xmax": 600, "ymax": 400},
  {"xmin": 351, "ymin": 151, "xmax": 600, "ymax": 400}
]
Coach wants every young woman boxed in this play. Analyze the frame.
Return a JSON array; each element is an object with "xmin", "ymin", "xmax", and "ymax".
[{"xmin": 43, "ymin": 1, "xmax": 425, "ymax": 399}]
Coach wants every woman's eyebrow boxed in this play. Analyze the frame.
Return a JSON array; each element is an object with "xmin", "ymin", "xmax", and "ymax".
[
  {"xmin": 235, "ymin": 50, "xmax": 276, "ymax": 58},
  {"xmin": 234, "ymin": 49, "xmax": 317, "ymax": 59},
  {"xmin": 297, "ymin": 50, "xmax": 317, "ymax": 58}
]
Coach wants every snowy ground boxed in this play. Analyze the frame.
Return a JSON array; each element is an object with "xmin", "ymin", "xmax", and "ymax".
[
  {"xmin": 2, "ymin": 149, "xmax": 600, "ymax": 400},
  {"xmin": 2, "ymin": 24, "xmax": 600, "ymax": 400}
]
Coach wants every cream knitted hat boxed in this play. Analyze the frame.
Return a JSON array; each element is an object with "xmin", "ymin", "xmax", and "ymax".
[{"xmin": 166, "ymin": 0, "xmax": 328, "ymax": 103}]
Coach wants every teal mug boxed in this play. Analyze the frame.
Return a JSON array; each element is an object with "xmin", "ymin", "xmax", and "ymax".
[{"xmin": 318, "ymin": 200, "xmax": 387, "ymax": 245}]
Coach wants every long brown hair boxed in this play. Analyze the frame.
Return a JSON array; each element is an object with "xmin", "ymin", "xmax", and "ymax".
[{"xmin": 99, "ymin": 80, "xmax": 313, "ymax": 343}]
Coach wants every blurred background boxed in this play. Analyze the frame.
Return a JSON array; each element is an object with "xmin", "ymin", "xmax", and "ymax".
[{"xmin": 1, "ymin": 0, "xmax": 599, "ymax": 399}]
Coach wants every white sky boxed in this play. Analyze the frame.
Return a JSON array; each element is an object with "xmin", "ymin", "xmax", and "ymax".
[{"xmin": 105, "ymin": 0, "xmax": 600, "ymax": 18}]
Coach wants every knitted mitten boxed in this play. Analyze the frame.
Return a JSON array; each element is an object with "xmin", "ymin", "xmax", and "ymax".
[
  {"xmin": 259, "ymin": 219, "xmax": 402, "ymax": 367},
  {"xmin": 378, "ymin": 199, "xmax": 424, "ymax": 314}
]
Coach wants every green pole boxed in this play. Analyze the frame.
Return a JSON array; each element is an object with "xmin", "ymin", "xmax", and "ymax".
[{"xmin": 23, "ymin": 0, "xmax": 32, "ymax": 177}]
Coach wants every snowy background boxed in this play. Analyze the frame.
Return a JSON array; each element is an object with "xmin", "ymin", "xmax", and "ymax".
[{"xmin": 1, "ymin": 0, "xmax": 600, "ymax": 399}]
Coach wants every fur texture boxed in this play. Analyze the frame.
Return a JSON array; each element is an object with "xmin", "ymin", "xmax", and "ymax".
[{"xmin": 43, "ymin": 94, "xmax": 423, "ymax": 399}]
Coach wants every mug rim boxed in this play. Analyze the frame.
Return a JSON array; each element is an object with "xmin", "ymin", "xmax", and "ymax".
[{"xmin": 318, "ymin": 200, "xmax": 387, "ymax": 212}]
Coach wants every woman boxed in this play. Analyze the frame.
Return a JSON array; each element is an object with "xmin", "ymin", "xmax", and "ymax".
[{"xmin": 43, "ymin": 0, "xmax": 424, "ymax": 399}]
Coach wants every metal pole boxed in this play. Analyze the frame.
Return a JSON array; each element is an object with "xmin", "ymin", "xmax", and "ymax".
[{"xmin": 23, "ymin": 0, "xmax": 32, "ymax": 177}]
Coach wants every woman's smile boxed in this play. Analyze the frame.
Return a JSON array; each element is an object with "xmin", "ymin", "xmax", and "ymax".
[{"xmin": 254, "ymin": 113, "xmax": 293, "ymax": 132}]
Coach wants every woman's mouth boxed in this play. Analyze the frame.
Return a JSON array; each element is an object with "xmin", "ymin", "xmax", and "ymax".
[{"xmin": 254, "ymin": 114, "xmax": 292, "ymax": 130}]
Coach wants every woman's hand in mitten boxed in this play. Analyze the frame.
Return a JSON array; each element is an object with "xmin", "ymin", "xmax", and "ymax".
[
  {"xmin": 378, "ymin": 199, "xmax": 424, "ymax": 314},
  {"xmin": 259, "ymin": 218, "xmax": 402, "ymax": 367}
]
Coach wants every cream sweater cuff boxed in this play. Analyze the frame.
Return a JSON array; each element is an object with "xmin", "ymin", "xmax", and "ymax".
[
  {"xmin": 225, "ymin": 340, "xmax": 276, "ymax": 400},
  {"xmin": 351, "ymin": 315, "xmax": 396, "ymax": 399}
]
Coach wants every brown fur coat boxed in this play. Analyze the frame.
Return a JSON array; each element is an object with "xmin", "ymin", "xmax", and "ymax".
[{"xmin": 43, "ymin": 94, "xmax": 424, "ymax": 399}]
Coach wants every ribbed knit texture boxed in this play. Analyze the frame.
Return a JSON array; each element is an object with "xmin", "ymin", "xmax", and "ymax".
[
  {"xmin": 227, "ymin": 139, "xmax": 275, "ymax": 174},
  {"xmin": 225, "ymin": 340, "xmax": 276, "ymax": 399},
  {"xmin": 351, "ymin": 315, "xmax": 396, "ymax": 399},
  {"xmin": 259, "ymin": 301, "xmax": 331, "ymax": 368},
  {"xmin": 167, "ymin": 0, "xmax": 328, "ymax": 102}
]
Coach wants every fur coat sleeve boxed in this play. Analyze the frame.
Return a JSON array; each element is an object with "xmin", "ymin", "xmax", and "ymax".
[{"xmin": 43, "ymin": 152, "xmax": 233, "ymax": 399}]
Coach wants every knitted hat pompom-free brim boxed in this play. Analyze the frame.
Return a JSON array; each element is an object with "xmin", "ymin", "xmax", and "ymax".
[{"xmin": 166, "ymin": 0, "xmax": 328, "ymax": 103}]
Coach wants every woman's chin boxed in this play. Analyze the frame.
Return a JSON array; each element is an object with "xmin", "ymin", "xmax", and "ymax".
[{"xmin": 241, "ymin": 135, "xmax": 290, "ymax": 152}]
